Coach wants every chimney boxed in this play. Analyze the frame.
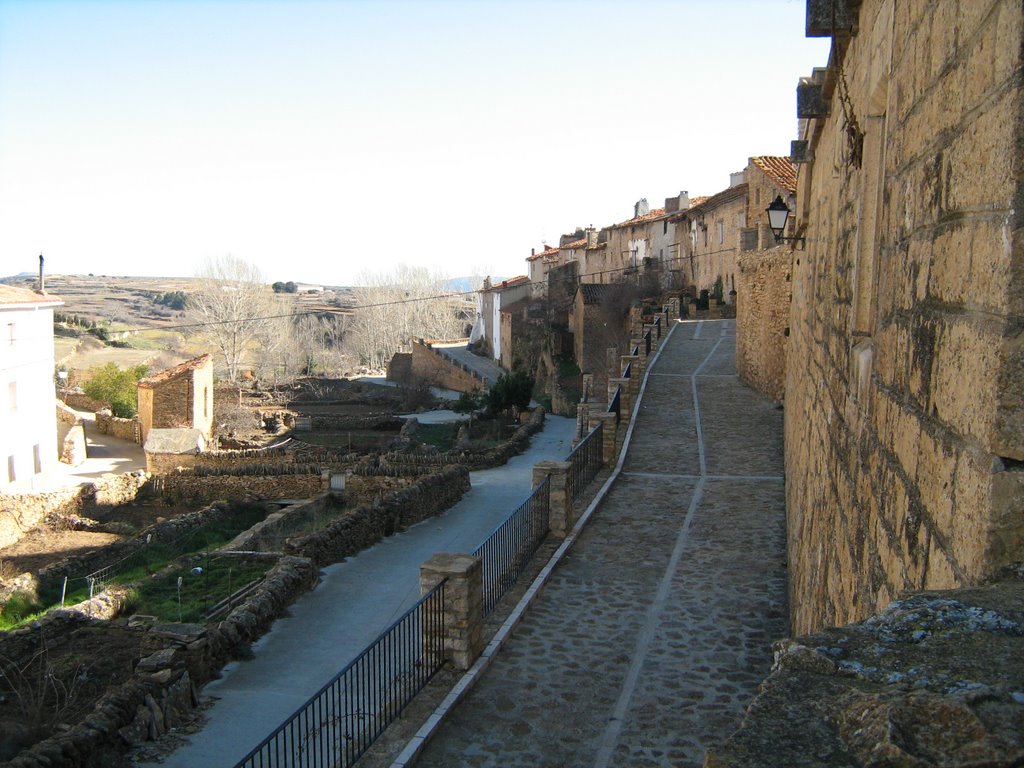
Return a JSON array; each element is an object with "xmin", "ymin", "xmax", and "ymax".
[
  {"xmin": 586, "ymin": 228, "xmax": 598, "ymax": 248},
  {"xmin": 679, "ymin": 190, "xmax": 690, "ymax": 210},
  {"xmin": 531, "ymin": 247, "xmax": 535, "ymax": 257},
  {"xmin": 634, "ymin": 198, "xmax": 650, "ymax": 218},
  {"xmin": 38, "ymin": 253, "xmax": 45, "ymax": 294}
]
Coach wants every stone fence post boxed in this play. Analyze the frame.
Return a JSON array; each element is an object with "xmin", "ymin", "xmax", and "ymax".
[
  {"xmin": 419, "ymin": 553, "xmax": 483, "ymax": 670},
  {"xmin": 632, "ymin": 337, "xmax": 648, "ymax": 370},
  {"xmin": 575, "ymin": 402, "xmax": 590, "ymax": 444},
  {"xmin": 590, "ymin": 412, "xmax": 618, "ymax": 466},
  {"xmin": 533, "ymin": 460, "xmax": 572, "ymax": 537}
]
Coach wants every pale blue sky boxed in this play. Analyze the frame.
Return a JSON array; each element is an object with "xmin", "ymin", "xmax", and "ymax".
[{"xmin": 0, "ymin": 0, "xmax": 830, "ymax": 286}]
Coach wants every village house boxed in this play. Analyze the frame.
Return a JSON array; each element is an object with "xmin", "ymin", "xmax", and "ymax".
[
  {"xmin": 469, "ymin": 275, "xmax": 532, "ymax": 365},
  {"xmin": 137, "ymin": 353, "xmax": 214, "ymax": 446},
  {"xmin": 0, "ymin": 283, "xmax": 63, "ymax": 490}
]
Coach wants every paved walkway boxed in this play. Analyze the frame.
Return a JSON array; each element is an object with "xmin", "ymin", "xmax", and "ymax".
[
  {"xmin": 414, "ymin": 319, "xmax": 789, "ymax": 768},
  {"xmin": 145, "ymin": 415, "xmax": 576, "ymax": 768},
  {"xmin": 432, "ymin": 343, "xmax": 505, "ymax": 388}
]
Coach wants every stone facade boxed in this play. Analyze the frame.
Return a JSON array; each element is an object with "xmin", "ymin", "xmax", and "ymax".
[
  {"xmin": 784, "ymin": 0, "xmax": 1024, "ymax": 634},
  {"xmin": 137, "ymin": 354, "xmax": 214, "ymax": 446},
  {"xmin": 735, "ymin": 247, "xmax": 792, "ymax": 403}
]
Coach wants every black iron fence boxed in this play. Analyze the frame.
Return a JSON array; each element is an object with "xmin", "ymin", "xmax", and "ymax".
[
  {"xmin": 608, "ymin": 386, "xmax": 621, "ymax": 421},
  {"xmin": 472, "ymin": 477, "xmax": 551, "ymax": 616},
  {"xmin": 567, "ymin": 423, "xmax": 603, "ymax": 501},
  {"xmin": 233, "ymin": 579, "xmax": 447, "ymax": 768}
]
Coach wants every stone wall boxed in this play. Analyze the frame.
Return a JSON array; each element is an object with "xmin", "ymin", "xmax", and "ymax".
[
  {"xmin": 386, "ymin": 351, "xmax": 413, "ymax": 385},
  {"xmin": 58, "ymin": 391, "xmax": 108, "ymax": 412},
  {"xmin": 410, "ymin": 340, "xmax": 486, "ymax": 392},
  {"xmin": 736, "ymin": 248, "xmax": 791, "ymax": 403},
  {"xmin": 154, "ymin": 467, "xmax": 326, "ymax": 504},
  {"xmin": 94, "ymin": 410, "xmax": 141, "ymax": 443},
  {"xmin": 0, "ymin": 473, "xmax": 149, "ymax": 550},
  {"xmin": 784, "ymin": 0, "xmax": 1024, "ymax": 634},
  {"xmin": 285, "ymin": 466, "xmax": 470, "ymax": 566},
  {"xmin": 57, "ymin": 401, "xmax": 81, "ymax": 425}
]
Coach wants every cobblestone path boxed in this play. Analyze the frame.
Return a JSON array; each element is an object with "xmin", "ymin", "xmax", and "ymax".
[{"xmin": 414, "ymin": 319, "xmax": 789, "ymax": 768}]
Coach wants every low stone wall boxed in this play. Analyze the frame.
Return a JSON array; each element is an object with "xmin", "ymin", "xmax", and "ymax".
[
  {"xmin": 154, "ymin": 467, "xmax": 326, "ymax": 504},
  {"xmin": 57, "ymin": 401, "xmax": 82, "ymax": 425},
  {"xmin": 3, "ymin": 555, "xmax": 320, "ymax": 768},
  {"xmin": 736, "ymin": 248, "xmax": 791, "ymax": 404},
  {"xmin": 58, "ymin": 391, "xmax": 108, "ymax": 412},
  {"xmin": 94, "ymin": 410, "xmax": 141, "ymax": 443},
  {"xmin": 285, "ymin": 466, "xmax": 471, "ymax": 566},
  {"xmin": 304, "ymin": 413, "xmax": 403, "ymax": 431},
  {"xmin": 378, "ymin": 408, "xmax": 545, "ymax": 472},
  {"xmin": 0, "ymin": 473, "xmax": 149, "ymax": 550},
  {"xmin": 410, "ymin": 339, "xmax": 487, "ymax": 392}
]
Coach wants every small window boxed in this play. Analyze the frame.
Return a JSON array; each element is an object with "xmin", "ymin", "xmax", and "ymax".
[
  {"xmin": 7, "ymin": 455, "xmax": 15, "ymax": 483},
  {"xmin": 663, "ymin": 221, "xmax": 668, "ymax": 235},
  {"xmin": 204, "ymin": 387, "xmax": 209, "ymax": 418},
  {"xmin": 7, "ymin": 323, "xmax": 14, "ymax": 346},
  {"xmin": 717, "ymin": 221, "xmax": 724, "ymax": 245},
  {"xmin": 8, "ymin": 381, "xmax": 16, "ymax": 412},
  {"xmin": 32, "ymin": 444, "xmax": 41, "ymax": 474}
]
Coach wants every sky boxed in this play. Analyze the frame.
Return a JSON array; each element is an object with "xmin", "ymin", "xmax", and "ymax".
[{"xmin": 0, "ymin": 0, "xmax": 831, "ymax": 287}]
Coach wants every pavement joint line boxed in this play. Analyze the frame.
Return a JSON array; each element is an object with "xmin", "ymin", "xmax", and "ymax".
[
  {"xmin": 592, "ymin": 329, "xmax": 722, "ymax": 768},
  {"xmin": 389, "ymin": 321, "xmax": 682, "ymax": 768},
  {"xmin": 693, "ymin": 320, "xmax": 705, "ymax": 339},
  {"xmin": 622, "ymin": 471, "xmax": 784, "ymax": 482}
]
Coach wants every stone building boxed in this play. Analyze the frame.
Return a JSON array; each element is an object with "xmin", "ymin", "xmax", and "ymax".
[
  {"xmin": 569, "ymin": 283, "xmax": 632, "ymax": 390},
  {"xmin": 469, "ymin": 276, "xmax": 532, "ymax": 364},
  {"xmin": 784, "ymin": 0, "xmax": 1024, "ymax": 634},
  {"xmin": 137, "ymin": 354, "xmax": 214, "ymax": 446},
  {"xmin": 0, "ymin": 283, "xmax": 63, "ymax": 490}
]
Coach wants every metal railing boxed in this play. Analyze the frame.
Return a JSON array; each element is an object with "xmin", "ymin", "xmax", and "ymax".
[
  {"xmin": 234, "ymin": 580, "xmax": 447, "ymax": 768},
  {"xmin": 643, "ymin": 329, "xmax": 651, "ymax": 356},
  {"xmin": 472, "ymin": 476, "xmax": 550, "ymax": 616},
  {"xmin": 566, "ymin": 423, "xmax": 603, "ymax": 501},
  {"xmin": 623, "ymin": 360, "xmax": 632, "ymax": 379},
  {"xmin": 608, "ymin": 386, "xmax": 621, "ymax": 421}
]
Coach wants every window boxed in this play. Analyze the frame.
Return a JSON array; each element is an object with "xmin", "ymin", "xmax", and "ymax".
[
  {"xmin": 204, "ymin": 387, "xmax": 209, "ymax": 418},
  {"xmin": 32, "ymin": 444, "xmax": 41, "ymax": 474},
  {"xmin": 717, "ymin": 221, "xmax": 724, "ymax": 245},
  {"xmin": 7, "ymin": 455, "xmax": 14, "ymax": 483},
  {"xmin": 7, "ymin": 323, "xmax": 14, "ymax": 346},
  {"xmin": 663, "ymin": 221, "xmax": 668, "ymax": 235},
  {"xmin": 8, "ymin": 381, "xmax": 16, "ymax": 412}
]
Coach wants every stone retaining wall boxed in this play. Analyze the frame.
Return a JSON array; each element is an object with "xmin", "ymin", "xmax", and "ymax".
[
  {"xmin": 736, "ymin": 248, "xmax": 791, "ymax": 404},
  {"xmin": 94, "ymin": 410, "xmax": 140, "ymax": 443},
  {"xmin": 285, "ymin": 466, "xmax": 470, "ymax": 566},
  {"xmin": 58, "ymin": 391, "xmax": 107, "ymax": 412},
  {"xmin": 154, "ymin": 468, "xmax": 326, "ymax": 504},
  {"xmin": 0, "ymin": 473, "xmax": 149, "ymax": 551}
]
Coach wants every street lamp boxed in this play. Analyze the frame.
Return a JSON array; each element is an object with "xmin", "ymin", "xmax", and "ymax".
[{"xmin": 765, "ymin": 195, "xmax": 805, "ymax": 246}]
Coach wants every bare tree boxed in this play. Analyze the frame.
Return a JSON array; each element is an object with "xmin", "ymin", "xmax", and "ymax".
[
  {"xmin": 189, "ymin": 255, "xmax": 276, "ymax": 381},
  {"xmin": 346, "ymin": 265, "xmax": 469, "ymax": 370}
]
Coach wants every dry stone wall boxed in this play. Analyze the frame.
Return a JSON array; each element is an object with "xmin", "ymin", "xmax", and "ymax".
[
  {"xmin": 736, "ymin": 248, "xmax": 791, "ymax": 404},
  {"xmin": 785, "ymin": 0, "xmax": 1024, "ymax": 634},
  {"xmin": 94, "ymin": 410, "xmax": 140, "ymax": 442},
  {"xmin": 285, "ymin": 466, "xmax": 470, "ymax": 565}
]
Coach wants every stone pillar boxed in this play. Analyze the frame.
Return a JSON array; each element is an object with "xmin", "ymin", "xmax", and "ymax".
[
  {"xmin": 606, "ymin": 347, "xmax": 620, "ymax": 380},
  {"xmin": 590, "ymin": 412, "xmax": 618, "ymax": 466},
  {"xmin": 533, "ymin": 460, "xmax": 573, "ymax": 537},
  {"xmin": 419, "ymin": 553, "xmax": 483, "ymax": 670},
  {"xmin": 581, "ymin": 373, "xmax": 594, "ymax": 402},
  {"xmin": 632, "ymin": 337, "xmax": 648, "ymax": 370},
  {"xmin": 575, "ymin": 402, "xmax": 590, "ymax": 444}
]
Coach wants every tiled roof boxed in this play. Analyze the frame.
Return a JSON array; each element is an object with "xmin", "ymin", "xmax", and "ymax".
[
  {"xmin": 677, "ymin": 184, "xmax": 748, "ymax": 216},
  {"xmin": 561, "ymin": 238, "xmax": 587, "ymax": 249},
  {"xmin": 688, "ymin": 196, "xmax": 710, "ymax": 207},
  {"xmin": 489, "ymin": 275, "xmax": 530, "ymax": 291},
  {"xmin": 578, "ymin": 283, "xmax": 619, "ymax": 305},
  {"xmin": 527, "ymin": 246, "xmax": 560, "ymax": 262},
  {"xmin": 750, "ymin": 156, "xmax": 797, "ymax": 193},
  {"xmin": 138, "ymin": 354, "xmax": 212, "ymax": 388},
  {"xmin": 0, "ymin": 284, "xmax": 63, "ymax": 308},
  {"xmin": 610, "ymin": 207, "xmax": 668, "ymax": 229}
]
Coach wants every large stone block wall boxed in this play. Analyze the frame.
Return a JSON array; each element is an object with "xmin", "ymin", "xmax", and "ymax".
[
  {"xmin": 736, "ymin": 248, "xmax": 791, "ymax": 403},
  {"xmin": 785, "ymin": 0, "xmax": 1024, "ymax": 634},
  {"xmin": 410, "ymin": 340, "xmax": 486, "ymax": 393}
]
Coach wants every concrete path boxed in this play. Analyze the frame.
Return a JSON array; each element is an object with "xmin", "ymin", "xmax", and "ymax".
[
  {"xmin": 413, "ymin": 319, "xmax": 789, "ymax": 768},
  {"xmin": 37, "ymin": 411, "xmax": 147, "ymax": 491},
  {"xmin": 145, "ymin": 414, "xmax": 576, "ymax": 768}
]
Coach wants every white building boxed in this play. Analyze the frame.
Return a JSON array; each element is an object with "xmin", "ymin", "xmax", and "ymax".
[{"xmin": 0, "ymin": 284, "xmax": 63, "ymax": 490}]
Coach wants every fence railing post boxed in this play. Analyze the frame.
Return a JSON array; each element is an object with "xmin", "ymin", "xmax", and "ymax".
[
  {"xmin": 419, "ymin": 554, "xmax": 483, "ymax": 670},
  {"xmin": 590, "ymin": 412, "xmax": 618, "ymax": 466},
  {"xmin": 532, "ymin": 461, "xmax": 572, "ymax": 537},
  {"xmin": 609, "ymin": 376, "xmax": 630, "ymax": 418}
]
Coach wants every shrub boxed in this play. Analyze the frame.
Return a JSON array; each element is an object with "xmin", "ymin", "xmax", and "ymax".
[{"xmin": 83, "ymin": 363, "xmax": 149, "ymax": 418}]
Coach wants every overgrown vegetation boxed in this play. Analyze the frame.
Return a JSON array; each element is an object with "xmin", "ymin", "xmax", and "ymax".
[
  {"xmin": 413, "ymin": 423, "xmax": 459, "ymax": 451},
  {"xmin": 82, "ymin": 362, "xmax": 149, "ymax": 417},
  {"xmin": 487, "ymin": 369, "xmax": 534, "ymax": 415},
  {"xmin": 126, "ymin": 558, "xmax": 270, "ymax": 623}
]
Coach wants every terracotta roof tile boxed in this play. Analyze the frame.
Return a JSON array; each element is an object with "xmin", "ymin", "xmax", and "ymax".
[
  {"xmin": 0, "ymin": 284, "xmax": 63, "ymax": 308},
  {"xmin": 751, "ymin": 156, "xmax": 797, "ymax": 193},
  {"xmin": 138, "ymin": 354, "xmax": 212, "ymax": 388},
  {"xmin": 610, "ymin": 207, "xmax": 668, "ymax": 229}
]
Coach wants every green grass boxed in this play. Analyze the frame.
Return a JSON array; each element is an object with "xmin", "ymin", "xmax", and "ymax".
[
  {"xmin": 414, "ymin": 423, "xmax": 459, "ymax": 451},
  {"xmin": 127, "ymin": 558, "xmax": 270, "ymax": 623}
]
